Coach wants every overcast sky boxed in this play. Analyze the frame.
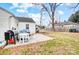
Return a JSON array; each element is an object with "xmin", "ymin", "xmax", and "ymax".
[{"xmin": 0, "ymin": 3, "xmax": 79, "ymax": 26}]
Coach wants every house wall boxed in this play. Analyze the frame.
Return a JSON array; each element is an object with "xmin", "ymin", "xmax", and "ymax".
[
  {"xmin": 10, "ymin": 17, "xmax": 18, "ymax": 30},
  {"xmin": 75, "ymin": 25, "xmax": 79, "ymax": 31},
  {"xmin": 55, "ymin": 24, "xmax": 79, "ymax": 32},
  {"xmin": 0, "ymin": 17, "xmax": 9, "ymax": 40},
  {"xmin": 62, "ymin": 25, "xmax": 79, "ymax": 31},
  {"xmin": 18, "ymin": 22, "xmax": 36, "ymax": 34},
  {"xmin": 0, "ymin": 9, "xmax": 17, "ymax": 40},
  {"xmin": 70, "ymin": 24, "xmax": 79, "ymax": 31}
]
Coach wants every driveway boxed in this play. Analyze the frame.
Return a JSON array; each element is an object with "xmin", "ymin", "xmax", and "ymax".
[{"xmin": 4, "ymin": 33, "xmax": 53, "ymax": 48}]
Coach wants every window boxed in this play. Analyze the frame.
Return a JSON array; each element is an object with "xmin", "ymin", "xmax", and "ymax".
[{"xmin": 26, "ymin": 24, "xmax": 29, "ymax": 29}]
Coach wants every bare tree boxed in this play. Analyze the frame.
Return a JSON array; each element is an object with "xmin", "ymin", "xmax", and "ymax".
[
  {"xmin": 33, "ymin": 3, "xmax": 61, "ymax": 31},
  {"xmin": 71, "ymin": 3, "xmax": 79, "ymax": 8},
  {"xmin": 68, "ymin": 3, "xmax": 79, "ymax": 13}
]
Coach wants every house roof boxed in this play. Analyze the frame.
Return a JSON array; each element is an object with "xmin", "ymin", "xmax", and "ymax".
[
  {"xmin": 15, "ymin": 17, "xmax": 35, "ymax": 23},
  {"xmin": 55, "ymin": 21, "xmax": 79, "ymax": 26},
  {"xmin": 0, "ymin": 7, "xmax": 15, "ymax": 16},
  {"xmin": 0, "ymin": 7, "xmax": 35, "ymax": 23}
]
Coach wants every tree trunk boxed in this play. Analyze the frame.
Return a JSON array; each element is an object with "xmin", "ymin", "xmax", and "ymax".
[
  {"xmin": 51, "ymin": 11, "xmax": 55, "ymax": 31},
  {"xmin": 51, "ymin": 17, "xmax": 55, "ymax": 31}
]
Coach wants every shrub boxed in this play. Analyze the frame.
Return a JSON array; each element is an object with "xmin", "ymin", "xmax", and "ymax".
[{"xmin": 69, "ymin": 29, "xmax": 78, "ymax": 32}]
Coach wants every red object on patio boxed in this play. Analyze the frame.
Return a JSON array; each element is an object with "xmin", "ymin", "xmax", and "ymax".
[{"xmin": 8, "ymin": 38, "xmax": 14, "ymax": 44}]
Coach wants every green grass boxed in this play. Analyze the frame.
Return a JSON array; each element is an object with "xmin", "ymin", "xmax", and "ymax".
[
  {"xmin": 0, "ymin": 32, "xmax": 79, "ymax": 55},
  {"xmin": 21, "ymin": 32, "xmax": 79, "ymax": 55},
  {"xmin": 40, "ymin": 32, "xmax": 79, "ymax": 54}
]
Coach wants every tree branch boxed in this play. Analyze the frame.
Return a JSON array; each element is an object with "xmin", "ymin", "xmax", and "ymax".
[
  {"xmin": 41, "ymin": 4, "xmax": 52, "ymax": 19},
  {"xmin": 56, "ymin": 3, "xmax": 62, "ymax": 7},
  {"xmin": 70, "ymin": 3, "xmax": 79, "ymax": 9}
]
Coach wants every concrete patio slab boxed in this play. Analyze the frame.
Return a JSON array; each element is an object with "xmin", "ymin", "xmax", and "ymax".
[{"xmin": 4, "ymin": 33, "xmax": 53, "ymax": 48}]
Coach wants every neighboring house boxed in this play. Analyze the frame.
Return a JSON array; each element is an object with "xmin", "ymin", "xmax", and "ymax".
[
  {"xmin": 15, "ymin": 17, "xmax": 36, "ymax": 34},
  {"xmin": 54, "ymin": 21, "xmax": 79, "ymax": 32},
  {"xmin": 0, "ymin": 7, "xmax": 36, "ymax": 41}
]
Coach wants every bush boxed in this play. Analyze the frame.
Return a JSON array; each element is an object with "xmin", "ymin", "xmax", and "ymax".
[{"xmin": 69, "ymin": 29, "xmax": 78, "ymax": 32}]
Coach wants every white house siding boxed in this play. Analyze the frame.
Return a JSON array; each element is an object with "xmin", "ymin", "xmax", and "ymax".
[
  {"xmin": 0, "ymin": 9, "xmax": 17, "ymax": 40},
  {"xmin": 18, "ymin": 22, "xmax": 35, "ymax": 34},
  {"xmin": 71, "ymin": 24, "xmax": 79, "ymax": 31},
  {"xmin": 10, "ymin": 17, "xmax": 17, "ymax": 30},
  {"xmin": 75, "ymin": 25, "xmax": 79, "ymax": 31},
  {"xmin": 0, "ymin": 17, "xmax": 9, "ymax": 40},
  {"xmin": 55, "ymin": 24, "xmax": 79, "ymax": 32},
  {"xmin": 64, "ymin": 25, "xmax": 79, "ymax": 31}
]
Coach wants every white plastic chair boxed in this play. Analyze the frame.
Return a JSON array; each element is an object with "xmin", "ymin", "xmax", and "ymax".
[{"xmin": 18, "ymin": 33, "xmax": 30, "ymax": 43}]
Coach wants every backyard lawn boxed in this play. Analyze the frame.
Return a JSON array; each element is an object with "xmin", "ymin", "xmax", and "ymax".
[{"xmin": 0, "ymin": 32, "xmax": 79, "ymax": 55}]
